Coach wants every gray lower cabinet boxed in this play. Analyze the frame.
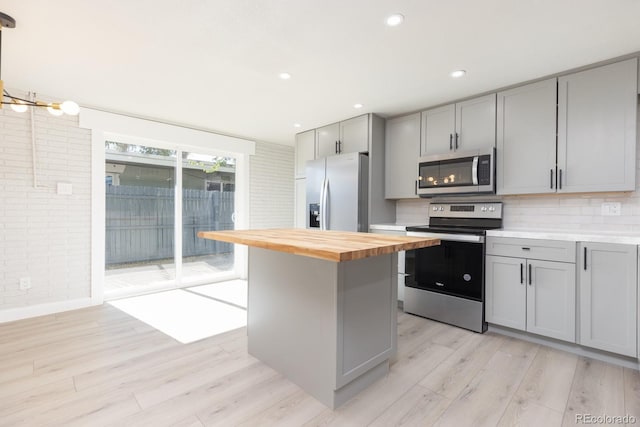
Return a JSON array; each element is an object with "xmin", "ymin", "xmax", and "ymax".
[
  {"xmin": 578, "ymin": 242, "xmax": 638, "ymax": 357},
  {"xmin": 496, "ymin": 78, "xmax": 557, "ymax": 195},
  {"xmin": 316, "ymin": 115, "xmax": 369, "ymax": 157},
  {"xmin": 485, "ymin": 255, "xmax": 527, "ymax": 330},
  {"xmin": 558, "ymin": 58, "xmax": 637, "ymax": 193},
  {"xmin": 295, "ymin": 129, "xmax": 316, "ymax": 179},
  {"xmin": 421, "ymin": 94, "xmax": 496, "ymax": 156},
  {"xmin": 486, "ymin": 237, "xmax": 576, "ymax": 342},
  {"xmin": 384, "ymin": 113, "xmax": 420, "ymax": 199},
  {"xmin": 486, "ymin": 256, "xmax": 576, "ymax": 342}
]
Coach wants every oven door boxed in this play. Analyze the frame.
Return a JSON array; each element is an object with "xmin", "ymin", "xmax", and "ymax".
[{"xmin": 405, "ymin": 239, "xmax": 484, "ymax": 301}]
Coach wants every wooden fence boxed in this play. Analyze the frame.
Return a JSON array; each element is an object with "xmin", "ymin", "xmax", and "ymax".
[{"xmin": 106, "ymin": 186, "xmax": 234, "ymax": 265}]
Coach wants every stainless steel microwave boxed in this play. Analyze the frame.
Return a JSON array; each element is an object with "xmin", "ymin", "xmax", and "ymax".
[{"xmin": 417, "ymin": 148, "xmax": 495, "ymax": 197}]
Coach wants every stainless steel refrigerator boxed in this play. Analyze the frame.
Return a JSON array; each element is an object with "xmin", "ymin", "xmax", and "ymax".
[{"xmin": 305, "ymin": 153, "xmax": 369, "ymax": 232}]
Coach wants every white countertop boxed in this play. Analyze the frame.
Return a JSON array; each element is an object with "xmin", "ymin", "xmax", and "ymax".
[
  {"xmin": 487, "ymin": 229, "xmax": 640, "ymax": 245},
  {"xmin": 369, "ymin": 223, "xmax": 426, "ymax": 232}
]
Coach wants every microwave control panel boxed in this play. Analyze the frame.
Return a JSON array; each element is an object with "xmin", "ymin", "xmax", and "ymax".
[{"xmin": 477, "ymin": 154, "xmax": 492, "ymax": 185}]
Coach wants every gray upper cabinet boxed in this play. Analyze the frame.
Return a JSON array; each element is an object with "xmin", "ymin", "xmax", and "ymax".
[
  {"xmin": 295, "ymin": 129, "xmax": 316, "ymax": 179},
  {"xmin": 558, "ymin": 58, "xmax": 637, "ymax": 193},
  {"xmin": 497, "ymin": 79, "xmax": 558, "ymax": 195},
  {"xmin": 316, "ymin": 122, "xmax": 340, "ymax": 158},
  {"xmin": 317, "ymin": 115, "xmax": 369, "ymax": 158},
  {"xmin": 421, "ymin": 104, "xmax": 455, "ymax": 156},
  {"xmin": 340, "ymin": 115, "xmax": 369, "ymax": 154},
  {"xmin": 579, "ymin": 242, "xmax": 637, "ymax": 357},
  {"xmin": 385, "ymin": 113, "xmax": 421, "ymax": 199},
  {"xmin": 421, "ymin": 94, "xmax": 496, "ymax": 156},
  {"xmin": 455, "ymin": 94, "xmax": 497, "ymax": 152}
]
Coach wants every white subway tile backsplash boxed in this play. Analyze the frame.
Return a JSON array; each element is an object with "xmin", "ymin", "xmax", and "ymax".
[{"xmin": 398, "ymin": 189, "xmax": 640, "ymax": 232}]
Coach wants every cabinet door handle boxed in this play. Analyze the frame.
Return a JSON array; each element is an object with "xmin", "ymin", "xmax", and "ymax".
[
  {"xmin": 455, "ymin": 132, "xmax": 459, "ymax": 149},
  {"xmin": 335, "ymin": 141, "xmax": 338, "ymax": 153},
  {"xmin": 338, "ymin": 140, "xmax": 342, "ymax": 153},
  {"xmin": 449, "ymin": 134, "xmax": 453, "ymax": 150},
  {"xmin": 415, "ymin": 180, "xmax": 418, "ymax": 195},
  {"xmin": 559, "ymin": 169, "xmax": 563, "ymax": 190},
  {"xmin": 520, "ymin": 263, "xmax": 524, "ymax": 284},
  {"xmin": 550, "ymin": 169, "xmax": 553, "ymax": 189},
  {"xmin": 528, "ymin": 263, "xmax": 532, "ymax": 285},
  {"xmin": 584, "ymin": 247, "xmax": 587, "ymax": 270}
]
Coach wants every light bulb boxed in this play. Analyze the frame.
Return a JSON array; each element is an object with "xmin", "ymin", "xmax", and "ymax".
[
  {"xmin": 61, "ymin": 100, "xmax": 80, "ymax": 115},
  {"xmin": 450, "ymin": 70, "xmax": 466, "ymax": 78},
  {"xmin": 47, "ymin": 104, "xmax": 64, "ymax": 116},
  {"xmin": 386, "ymin": 14, "xmax": 404, "ymax": 27},
  {"xmin": 10, "ymin": 100, "xmax": 28, "ymax": 113}
]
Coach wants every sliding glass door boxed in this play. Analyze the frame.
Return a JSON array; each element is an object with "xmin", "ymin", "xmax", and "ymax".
[
  {"xmin": 181, "ymin": 151, "xmax": 236, "ymax": 285},
  {"xmin": 104, "ymin": 142, "xmax": 237, "ymax": 299}
]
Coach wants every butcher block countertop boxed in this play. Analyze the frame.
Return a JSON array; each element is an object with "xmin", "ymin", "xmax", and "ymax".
[{"xmin": 198, "ymin": 228, "xmax": 440, "ymax": 262}]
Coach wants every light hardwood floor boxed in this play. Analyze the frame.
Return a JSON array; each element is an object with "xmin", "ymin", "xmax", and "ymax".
[{"xmin": 0, "ymin": 304, "xmax": 638, "ymax": 427}]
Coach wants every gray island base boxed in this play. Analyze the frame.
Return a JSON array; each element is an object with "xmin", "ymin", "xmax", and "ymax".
[{"xmin": 247, "ymin": 247, "xmax": 397, "ymax": 409}]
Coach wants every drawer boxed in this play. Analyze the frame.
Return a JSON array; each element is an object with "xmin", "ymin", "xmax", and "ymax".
[{"xmin": 486, "ymin": 237, "xmax": 576, "ymax": 263}]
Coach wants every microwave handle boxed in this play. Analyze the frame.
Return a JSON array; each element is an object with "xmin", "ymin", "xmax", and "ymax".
[{"xmin": 472, "ymin": 156, "xmax": 479, "ymax": 185}]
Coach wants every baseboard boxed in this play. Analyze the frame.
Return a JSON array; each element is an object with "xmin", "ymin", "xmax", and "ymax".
[
  {"xmin": 0, "ymin": 297, "xmax": 95, "ymax": 323},
  {"xmin": 488, "ymin": 324, "xmax": 640, "ymax": 371}
]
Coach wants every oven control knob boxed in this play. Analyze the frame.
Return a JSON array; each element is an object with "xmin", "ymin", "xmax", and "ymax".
[
  {"xmin": 481, "ymin": 206, "xmax": 487, "ymax": 212},
  {"xmin": 439, "ymin": 207, "xmax": 445, "ymax": 211},
  {"xmin": 432, "ymin": 206, "xmax": 438, "ymax": 211},
  {"xmin": 489, "ymin": 206, "xmax": 496, "ymax": 212}
]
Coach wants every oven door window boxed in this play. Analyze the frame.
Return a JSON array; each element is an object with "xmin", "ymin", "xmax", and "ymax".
[{"xmin": 408, "ymin": 241, "xmax": 483, "ymax": 300}]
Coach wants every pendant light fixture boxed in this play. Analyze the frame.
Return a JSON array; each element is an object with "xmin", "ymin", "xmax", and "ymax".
[{"xmin": 0, "ymin": 11, "xmax": 79, "ymax": 116}]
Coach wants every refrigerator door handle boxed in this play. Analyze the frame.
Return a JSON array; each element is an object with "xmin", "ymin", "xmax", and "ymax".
[
  {"xmin": 319, "ymin": 178, "xmax": 326, "ymax": 230},
  {"xmin": 322, "ymin": 178, "xmax": 329, "ymax": 230}
]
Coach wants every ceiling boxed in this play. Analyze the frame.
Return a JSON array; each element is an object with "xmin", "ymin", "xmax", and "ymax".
[{"xmin": 1, "ymin": 1, "xmax": 640, "ymax": 146}]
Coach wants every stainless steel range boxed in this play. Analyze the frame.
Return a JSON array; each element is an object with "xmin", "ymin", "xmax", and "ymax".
[{"xmin": 404, "ymin": 202, "xmax": 503, "ymax": 333}]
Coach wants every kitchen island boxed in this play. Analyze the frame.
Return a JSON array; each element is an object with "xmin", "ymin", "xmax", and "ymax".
[{"xmin": 198, "ymin": 228, "xmax": 439, "ymax": 409}]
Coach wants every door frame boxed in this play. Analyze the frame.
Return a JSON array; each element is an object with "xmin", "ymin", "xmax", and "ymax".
[{"xmin": 81, "ymin": 108, "xmax": 255, "ymax": 305}]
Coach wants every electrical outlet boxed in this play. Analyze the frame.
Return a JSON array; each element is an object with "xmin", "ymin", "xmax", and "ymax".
[
  {"xmin": 19, "ymin": 277, "xmax": 31, "ymax": 290},
  {"xmin": 601, "ymin": 202, "xmax": 622, "ymax": 216},
  {"xmin": 57, "ymin": 182, "xmax": 73, "ymax": 195}
]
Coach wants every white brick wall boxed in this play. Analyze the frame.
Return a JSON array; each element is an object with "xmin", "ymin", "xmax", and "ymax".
[
  {"xmin": 0, "ymin": 93, "xmax": 92, "ymax": 309},
  {"xmin": 250, "ymin": 141, "xmax": 295, "ymax": 228}
]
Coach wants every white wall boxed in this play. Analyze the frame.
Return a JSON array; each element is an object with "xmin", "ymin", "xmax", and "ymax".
[
  {"xmin": 250, "ymin": 141, "xmax": 295, "ymax": 228},
  {"xmin": 0, "ymin": 97, "xmax": 92, "ymax": 311}
]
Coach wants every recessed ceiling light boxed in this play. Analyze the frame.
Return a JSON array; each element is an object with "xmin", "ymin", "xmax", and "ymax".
[
  {"xmin": 279, "ymin": 72, "xmax": 291, "ymax": 80},
  {"xmin": 293, "ymin": 123, "xmax": 301, "ymax": 128},
  {"xmin": 386, "ymin": 14, "xmax": 404, "ymax": 27},
  {"xmin": 353, "ymin": 103, "xmax": 363, "ymax": 109},
  {"xmin": 450, "ymin": 70, "xmax": 466, "ymax": 78}
]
